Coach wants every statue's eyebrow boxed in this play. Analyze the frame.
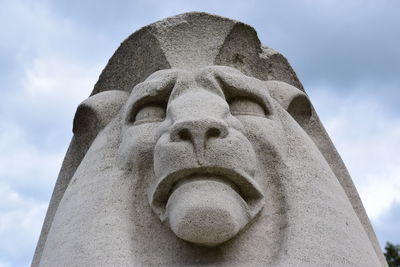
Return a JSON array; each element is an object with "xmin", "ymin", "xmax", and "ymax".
[
  {"xmin": 210, "ymin": 67, "xmax": 273, "ymax": 115},
  {"xmin": 124, "ymin": 71, "xmax": 179, "ymax": 124}
]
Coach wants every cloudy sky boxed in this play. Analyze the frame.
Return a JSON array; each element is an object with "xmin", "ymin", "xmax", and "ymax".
[{"xmin": 0, "ymin": 0, "xmax": 399, "ymax": 266}]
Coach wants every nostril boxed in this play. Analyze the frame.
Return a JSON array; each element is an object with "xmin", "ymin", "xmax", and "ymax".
[
  {"xmin": 171, "ymin": 120, "xmax": 228, "ymax": 143},
  {"xmin": 178, "ymin": 128, "xmax": 191, "ymax": 141},
  {"xmin": 206, "ymin": 127, "xmax": 221, "ymax": 138}
]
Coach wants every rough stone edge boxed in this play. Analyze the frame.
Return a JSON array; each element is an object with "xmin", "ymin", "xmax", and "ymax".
[
  {"xmin": 305, "ymin": 110, "xmax": 387, "ymax": 266},
  {"xmin": 31, "ymin": 92, "xmax": 128, "ymax": 266},
  {"xmin": 259, "ymin": 44, "xmax": 385, "ymax": 265},
  {"xmin": 31, "ymin": 137, "xmax": 84, "ymax": 267},
  {"xmin": 215, "ymin": 20, "xmax": 385, "ymax": 265},
  {"xmin": 91, "ymin": 26, "xmax": 171, "ymax": 95}
]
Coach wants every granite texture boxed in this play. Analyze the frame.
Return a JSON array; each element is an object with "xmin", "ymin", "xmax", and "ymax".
[{"xmin": 32, "ymin": 12, "xmax": 387, "ymax": 267}]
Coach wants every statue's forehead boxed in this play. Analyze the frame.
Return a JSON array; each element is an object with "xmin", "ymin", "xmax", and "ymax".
[
  {"xmin": 144, "ymin": 65, "xmax": 248, "ymax": 81},
  {"xmin": 130, "ymin": 66, "xmax": 269, "ymax": 101}
]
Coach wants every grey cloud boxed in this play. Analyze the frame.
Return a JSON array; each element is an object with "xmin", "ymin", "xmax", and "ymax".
[
  {"xmin": 42, "ymin": 0, "xmax": 400, "ymax": 107},
  {"xmin": 1, "ymin": 1, "xmax": 399, "ymax": 265},
  {"xmin": 373, "ymin": 202, "xmax": 400, "ymax": 247}
]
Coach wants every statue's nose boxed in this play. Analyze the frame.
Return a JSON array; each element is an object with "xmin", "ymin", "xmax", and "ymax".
[{"xmin": 170, "ymin": 119, "xmax": 228, "ymax": 151}]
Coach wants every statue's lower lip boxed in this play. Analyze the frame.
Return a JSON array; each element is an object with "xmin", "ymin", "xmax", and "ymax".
[{"xmin": 149, "ymin": 167, "xmax": 264, "ymax": 219}]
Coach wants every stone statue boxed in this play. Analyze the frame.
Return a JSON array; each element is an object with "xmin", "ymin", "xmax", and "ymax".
[{"xmin": 32, "ymin": 12, "xmax": 387, "ymax": 266}]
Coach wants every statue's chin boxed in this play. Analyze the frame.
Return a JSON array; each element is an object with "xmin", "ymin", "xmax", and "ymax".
[{"xmin": 165, "ymin": 177, "xmax": 251, "ymax": 247}]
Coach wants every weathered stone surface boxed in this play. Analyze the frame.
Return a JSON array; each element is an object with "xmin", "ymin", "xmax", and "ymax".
[{"xmin": 33, "ymin": 12, "xmax": 387, "ymax": 266}]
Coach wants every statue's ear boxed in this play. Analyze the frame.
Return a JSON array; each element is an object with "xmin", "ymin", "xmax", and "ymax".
[
  {"xmin": 34, "ymin": 90, "xmax": 129, "ymax": 265},
  {"xmin": 266, "ymin": 80, "xmax": 312, "ymax": 128},
  {"xmin": 73, "ymin": 90, "xmax": 129, "ymax": 136}
]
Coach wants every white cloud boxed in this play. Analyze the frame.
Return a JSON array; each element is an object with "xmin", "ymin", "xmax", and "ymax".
[
  {"xmin": 0, "ymin": 53, "xmax": 100, "ymax": 265},
  {"xmin": 309, "ymin": 85, "xmax": 400, "ymax": 220},
  {"xmin": 0, "ymin": 55, "xmax": 100, "ymax": 266},
  {"xmin": 0, "ymin": 122, "xmax": 64, "ymax": 196},
  {"xmin": 0, "ymin": 1, "xmax": 103, "ymax": 265},
  {"xmin": 0, "ymin": 262, "xmax": 12, "ymax": 267},
  {"xmin": 0, "ymin": 40, "xmax": 102, "ymax": 197},
  {"xmin": 0, "ymin": 182, "xmax": 47, "ymax": 266},
  {"xmin": 0, "ymin": 0, "xmax": 399, "ymax": 265},
  {"xmin": 22, "ymin": 56, "xmax": 101, "ymax": 111},
  {"xmin": 0, "ymin": 0, "xmax": 105, "ymax": 61}
]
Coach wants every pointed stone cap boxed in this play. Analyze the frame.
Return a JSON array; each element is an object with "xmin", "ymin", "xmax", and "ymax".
[{"xmin": 91, "ymin": 12, "xmax": 303, "ymax": 96}]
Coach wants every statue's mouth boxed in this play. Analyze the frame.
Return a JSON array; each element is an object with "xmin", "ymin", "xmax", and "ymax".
[
  {"xmin": 149, "ymin": 167, "xmax": 265, "ymax": 246},
  {"xmin": 149, "ymin": 167, "xmax": 265, "ymax": 220}
]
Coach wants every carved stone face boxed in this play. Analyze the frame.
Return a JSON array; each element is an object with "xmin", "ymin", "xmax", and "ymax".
[
  {"xmin": 33, "ymin": 11, "xmax": 386, "ymax": 265},
  {"xmin": 118, "ymin": 66, "xmax": 306, "ymax": 246},
  {"xmin": 37, "ymin": 65, "xmax": 383, "ymax": 266},
  {"xmin": 33, "ymin": 12, "xmax": 385, "ymax": 266}
]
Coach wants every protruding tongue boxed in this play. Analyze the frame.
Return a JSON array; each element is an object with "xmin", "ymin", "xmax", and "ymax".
[{"xmin": 165, "ymin": 178, "xmax": 250, "ymax": 247}]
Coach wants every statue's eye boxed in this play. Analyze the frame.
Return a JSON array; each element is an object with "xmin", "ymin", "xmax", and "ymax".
[
  {"xmin": 133, "ymin": 105, "xmax": 166, "ymax": 125},
  {"xmin": 228, "ymin": 98, "xmax": 268, "ymax": 117}
]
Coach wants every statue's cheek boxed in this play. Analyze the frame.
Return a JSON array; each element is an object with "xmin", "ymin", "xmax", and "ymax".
[
  {"xmin": 117, "ymin": 123, "xmax": 161, "ymax": 170},
  {"xmin": 153, "ymin": 134, "xmax": 198, "ymax": 180},
  {"xmin": 234, "ymin": 116, "xmax": 287, "ymax": 160}
]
